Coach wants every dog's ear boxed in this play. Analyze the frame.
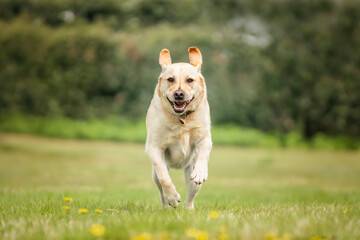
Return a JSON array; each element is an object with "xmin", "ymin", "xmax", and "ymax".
[
  {"xmin": 159, "ymin": 49, "xmax": 172, "ymax": 68},
  {"xmin": 188, "ymin": 46, "xmax": 202, "ymax": 71}
]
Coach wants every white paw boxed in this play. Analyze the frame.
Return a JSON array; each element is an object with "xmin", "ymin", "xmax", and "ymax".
[
  {"xmin": 163, "ymin": 186, "xmax": 181, "ymax": 208},
  {"xmin": 183, "ymin": 202, "xmax": 195, "ymax": 210},
  {"xmin": 190, "ymin": 163, "xmax": 208, "ymax": 185}
]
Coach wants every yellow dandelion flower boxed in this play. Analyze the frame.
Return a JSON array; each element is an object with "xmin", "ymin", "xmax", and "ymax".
[
  {"xmin": 64, "ymin": 197, "xmax": 73, "ymax": 202},
  {"xmin": 310, "ymin": 236, "xmax": 327, "ymax": 240},
  {"xmin": 265, "ymin": 232, "xmax": 276, "ymax": 240},
  {"xmin": 63, "ymin": 206, "xmax": 70, "ymax": 210},
  {"xmin": 130, "ymin": 233, "xmax": 153, "ymax": 240},
  {"xmin": 343, "ymin": 209, "xmax": 348, "ymax": 214},
  {"xmin": 95, "ymin": 209, "xmax": 102, "ymax": 213},
  {"xmin": 185, "ymin": 228, "xmax": 208, "ymax": 240},
  {"xmin": 79, "ymin": 208, "xmax": 88, "ymax": 213},
  {"xmin": 218, "ymin": 226, "xmax": 228, "ymax": 240},
  {"xmin": 278, "ymin": 235, "xmax": 291, "ymax": 240},
  {"xmin": 161, "ymin": 232, "xmax": 172, "ymax": 240},
  {"xmin": 196, "ymin": 231, "xmax": 208, "ymax": 240},
  {"xmin": 90, "ymin": 224, "xmax": 105, "ymax": 236},
  {"xmin": 186, "ymin": 228, "xmax": 201, "ymax": 238},
  {"xmin": 219, "ymin": 225, "xmax": 227, "ymax": 233},
  {"xmin": 209, "ymin": 211, "xmax": 219, "ymax": 219},
  {"xmin": 218, "ymin": 233, "xmax": 229, "ymax": 240}
]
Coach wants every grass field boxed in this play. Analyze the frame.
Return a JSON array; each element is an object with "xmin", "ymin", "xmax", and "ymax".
[{"xmin": 1, "ymin": 133, "xmax": 360, "ymax": 240}]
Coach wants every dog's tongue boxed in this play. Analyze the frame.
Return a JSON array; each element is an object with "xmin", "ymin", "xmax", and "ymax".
[{"xmin": 175, "ymin": 100, "xmax": 191, "ymax": 106}]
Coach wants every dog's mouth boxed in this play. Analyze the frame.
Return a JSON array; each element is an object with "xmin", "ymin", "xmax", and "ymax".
[{"xmin": 167, "ymin": 97, "xmax": 194, "ymax": 114}]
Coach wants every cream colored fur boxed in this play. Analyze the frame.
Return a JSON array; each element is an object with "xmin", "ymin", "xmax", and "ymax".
[{"xmin": 145, "ymin": 47, "xmax": 212, "ymax": 209}]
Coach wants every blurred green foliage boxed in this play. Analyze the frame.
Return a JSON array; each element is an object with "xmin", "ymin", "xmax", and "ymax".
[
  {"xmin": 1, "ymin": 114, "xmax": 359, "ymax": 150},
  {"xmin": 0, "ymin": 0, "xmax": 359, "ymax": 141}
]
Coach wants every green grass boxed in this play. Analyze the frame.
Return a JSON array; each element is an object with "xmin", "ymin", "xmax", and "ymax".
[
  {"xmin": 1, "ymin": 133, "xmax": 360, "ymax": 239},
  {"xmin": 1, "ymin": 115, "xmax": 359, "ymax": 149}
]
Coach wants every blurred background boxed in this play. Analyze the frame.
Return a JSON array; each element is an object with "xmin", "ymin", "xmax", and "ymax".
[
  {"xmin": 0, "ymin": 0, "xmax": 360, "ymax": 149},
  {"xmin": 1, "ymin": 2, "xmax": 360, "ymax": 239}
]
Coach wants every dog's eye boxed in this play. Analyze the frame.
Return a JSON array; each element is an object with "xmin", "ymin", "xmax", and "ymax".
[
  {"xmin": 187, "ymin": 78, "xmax": 194, "ymax": 83},
  {"xmin": 167, "ymin": 78, "xmax": 174, "ymax": 82}
]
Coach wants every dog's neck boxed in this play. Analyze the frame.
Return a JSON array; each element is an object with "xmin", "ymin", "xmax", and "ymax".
[
  {"xmin": 177, "ymin": 95, "xmax": 207, "ymax": 125},
  {"xmin": 178, "ymin": 110, "xmax": 194, "ymax": 125}
]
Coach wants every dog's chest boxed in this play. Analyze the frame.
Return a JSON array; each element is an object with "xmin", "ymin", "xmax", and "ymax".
[{"xmin": 164, "ymin": 129, "xmax": 193, "ymax": 169}]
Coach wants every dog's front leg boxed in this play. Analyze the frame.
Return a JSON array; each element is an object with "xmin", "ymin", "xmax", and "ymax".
[
  {"xmin": 147, "ymin": 146, "xmax": 181, "ymax": 208},
  {"xmin": 184, "ymin": 165, "xmax": 201, "ymax": 209},
  {"xmin": 184, "ymin": 137, "xmax": 212, "ymax": 209},
  {"xmin": 152, "ymin": 168, "xmax": 166, "ymax": 207},
  {"xmin": 190, "ymin": 137, "xmax": 212, "ymax": 185}
]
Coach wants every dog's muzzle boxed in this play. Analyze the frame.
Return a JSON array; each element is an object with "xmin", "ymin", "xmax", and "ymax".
[{"xmin": 167, "ymin": 97, "xmax": 194, "ymax": 114}]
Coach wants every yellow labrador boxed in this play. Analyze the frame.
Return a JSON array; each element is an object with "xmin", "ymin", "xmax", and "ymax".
[{"xmin": 145, "ymin": 47, "xmax": 212, "ymax": 209}]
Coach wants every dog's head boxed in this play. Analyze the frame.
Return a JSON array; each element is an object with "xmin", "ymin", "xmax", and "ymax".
[{"xmin": 157, "ymin": 47, "xmax": 206, "ymax": 115}]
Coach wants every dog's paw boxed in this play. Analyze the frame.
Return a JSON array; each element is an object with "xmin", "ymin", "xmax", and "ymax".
[
  {"xmin": 183, "ymin": 202, "xmax": 195, "ymax": 210},
  {"xmin": 163, "ymin": 186, "xmax": 181, "ymax": 208},
  {"xmin": 190, "ymin": 162, "xmax": 208, "ymax": 185}
]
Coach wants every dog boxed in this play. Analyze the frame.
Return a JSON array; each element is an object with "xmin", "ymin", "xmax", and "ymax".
[{"xmin": 145, "ymin": 47, "xmax": 212, "ymax": 209}]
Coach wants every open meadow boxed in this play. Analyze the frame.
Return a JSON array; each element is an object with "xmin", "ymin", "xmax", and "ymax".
[{"xmin": 0, "ymin": 133, "xmax": 360, "ymax": 240}]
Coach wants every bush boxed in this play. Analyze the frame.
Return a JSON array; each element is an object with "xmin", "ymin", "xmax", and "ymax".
[
  {"xmin": 1, "ymin": 0, "xmax": 360, "ymax": 140},
  {"xmin": 0, "ymin": 19, "xmax": 123, "ymax": 118}
]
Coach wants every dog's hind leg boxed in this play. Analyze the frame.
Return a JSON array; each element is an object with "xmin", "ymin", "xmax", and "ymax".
[
  {"xmin": 152, "ymin": 168, "xmax": 167, "ymax": 208},
  {"xmin": 183, "ymin": 165, "xmax": 202, "ymax": 210}
]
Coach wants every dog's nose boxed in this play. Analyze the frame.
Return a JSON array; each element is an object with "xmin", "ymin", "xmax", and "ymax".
[{"xmin": 174, "ymin": 90, "xmax": 185, "ymax": 100}]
